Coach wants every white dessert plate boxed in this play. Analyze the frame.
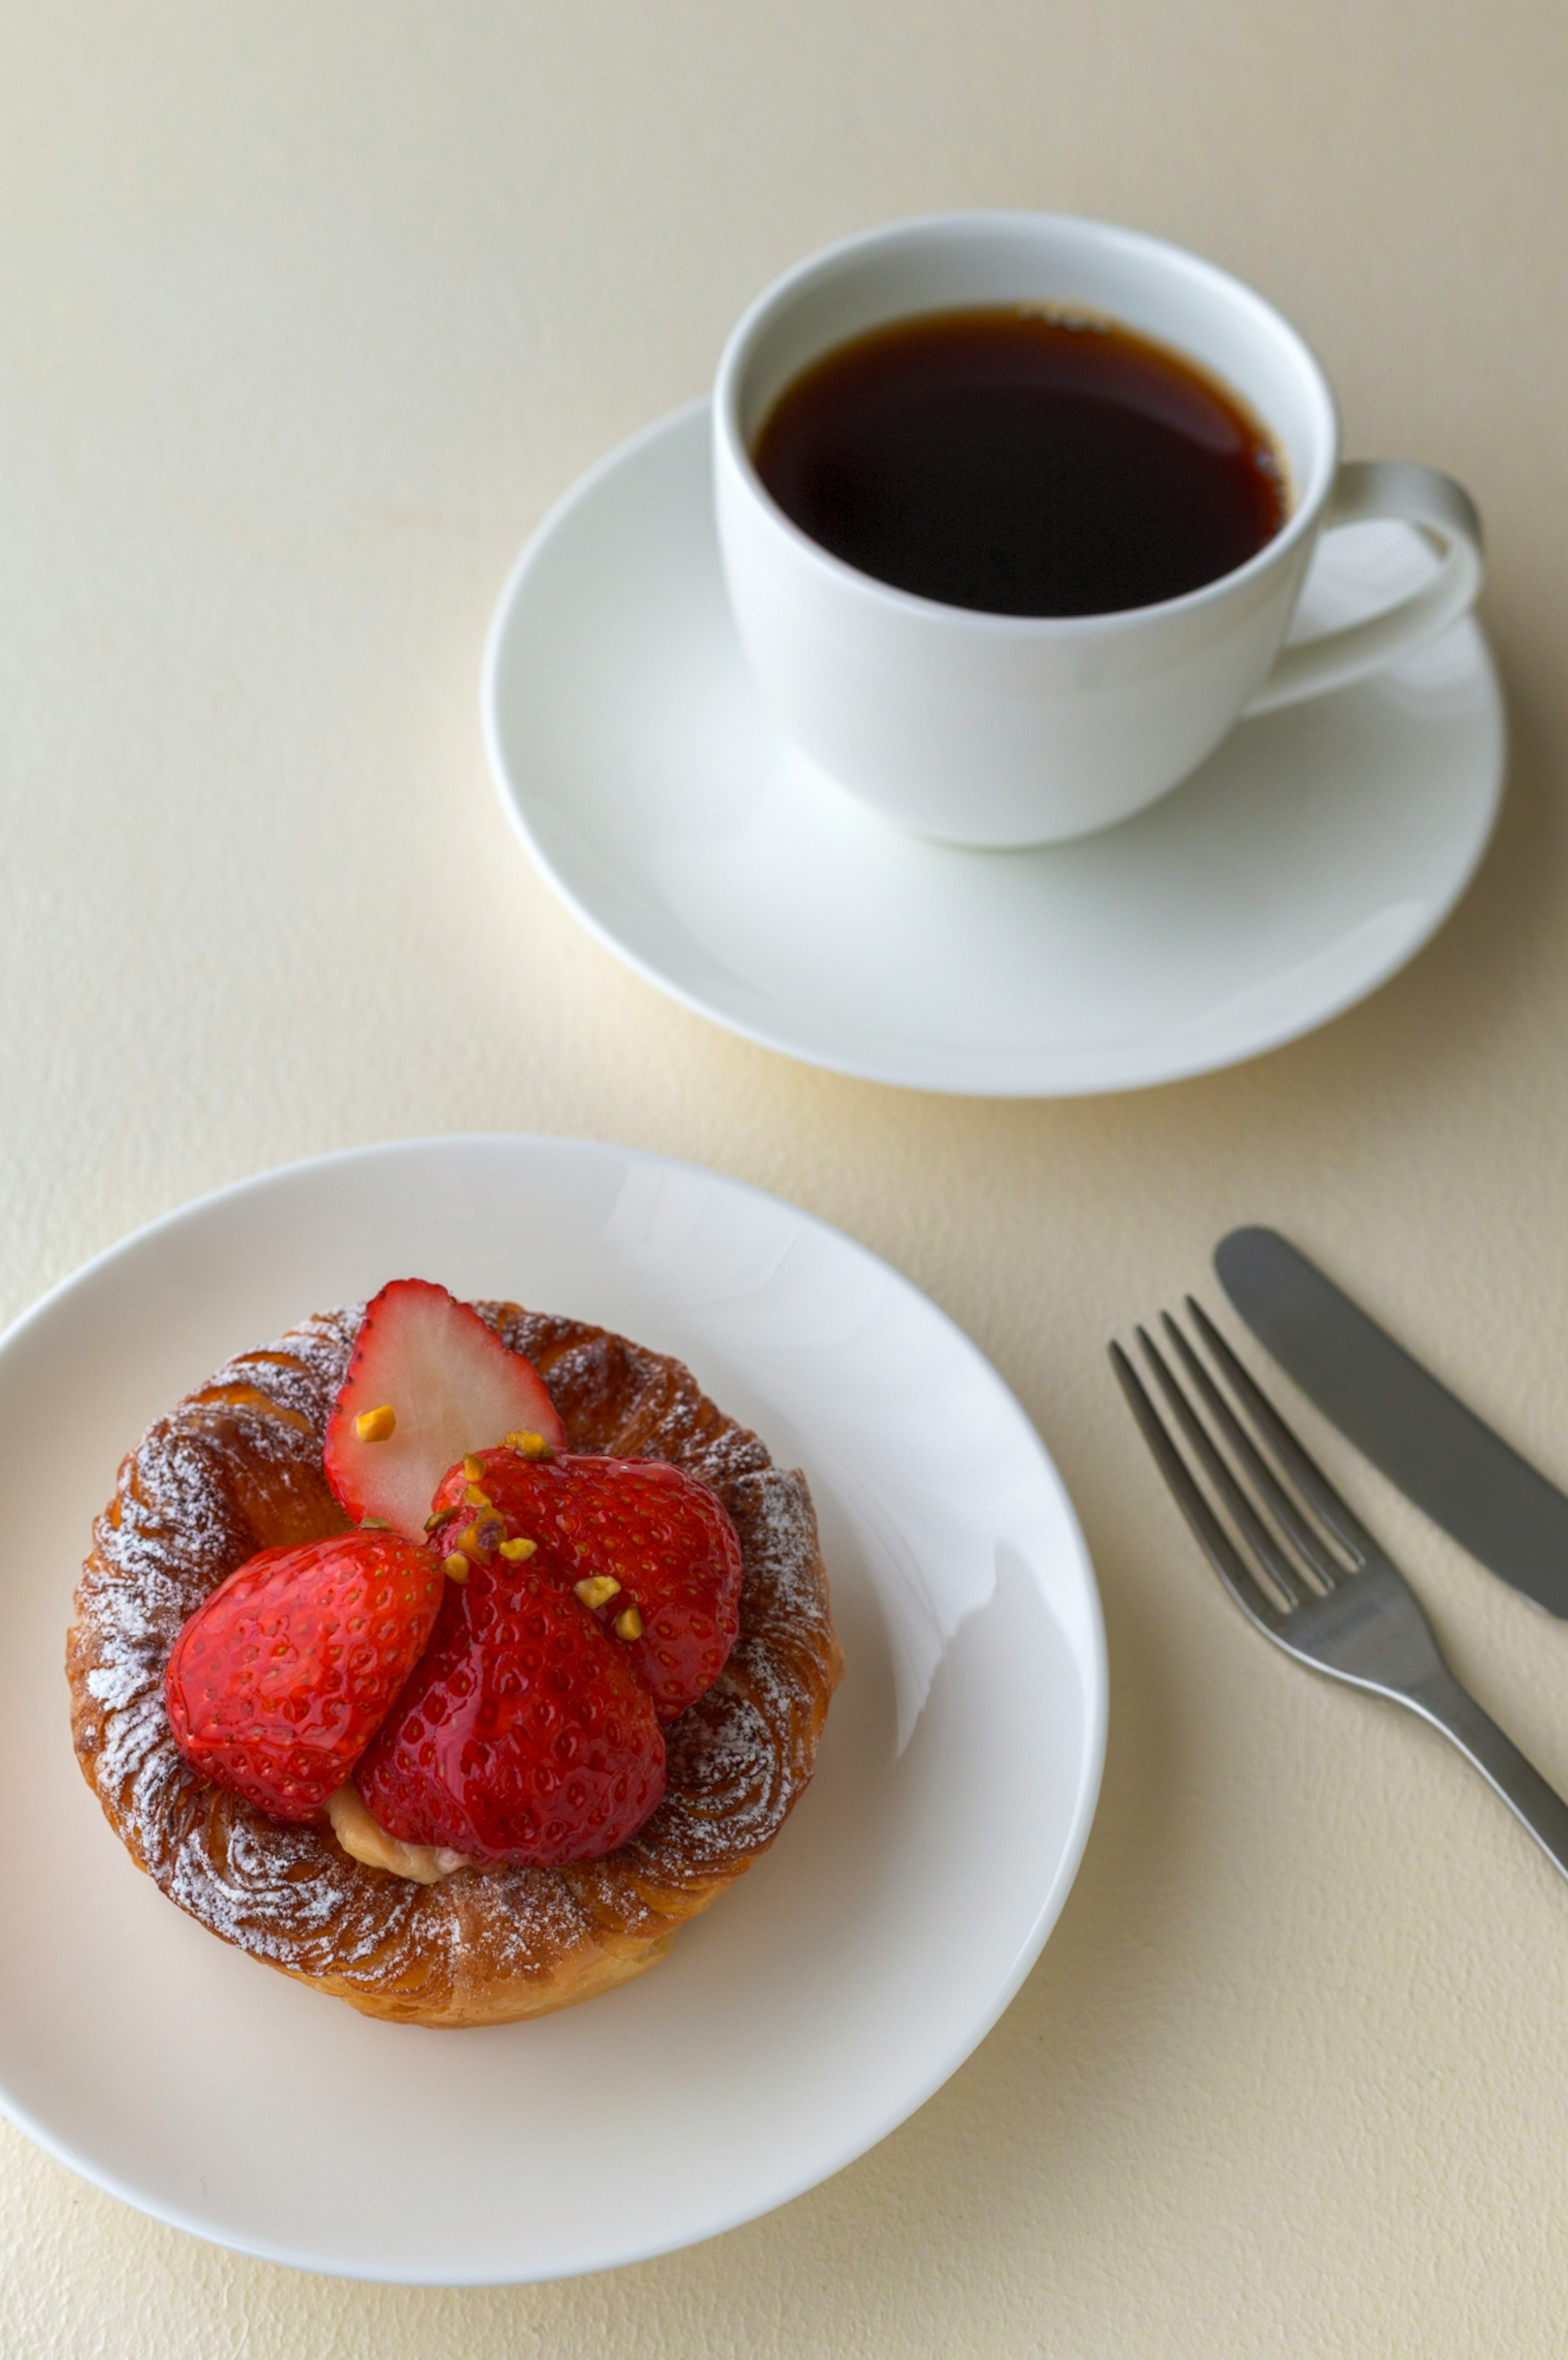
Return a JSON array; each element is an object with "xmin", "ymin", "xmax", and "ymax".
[
  {"xmin": 483, "ymin": 402, "xmax": 1505, "ymax": 1096},
  {"xmin": 0, "ymin": 1136, "xmax": 1104, "ymax": 2284}
]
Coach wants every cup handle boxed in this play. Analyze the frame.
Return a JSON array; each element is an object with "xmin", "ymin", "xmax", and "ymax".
[{"xmin": 1243, "ymin": 460, "xmax": 1483, "ymax": 715}]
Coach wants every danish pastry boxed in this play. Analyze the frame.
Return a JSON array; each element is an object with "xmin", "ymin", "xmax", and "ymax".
[{"xmin": 66, "ymin": 1297, "xmax": 841, "ymax": 2027}]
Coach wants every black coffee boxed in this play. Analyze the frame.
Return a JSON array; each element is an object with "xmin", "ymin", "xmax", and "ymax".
[{"xmin": 752, "ymin": 306, "xmax": 1287, "ymax": 617}]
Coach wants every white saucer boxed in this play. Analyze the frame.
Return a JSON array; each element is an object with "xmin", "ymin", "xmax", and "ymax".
[
  {"xmin": 483, "ymin": 402, "xmax": 1505, "ymax": 1096},
  {"xmin": 0, "ymin": 1138, "xmax": 1103, "ymax": 2282}
]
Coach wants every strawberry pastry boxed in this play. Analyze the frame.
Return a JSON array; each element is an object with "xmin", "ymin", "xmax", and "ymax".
[{"xmin": 67, "ymin": 1281, "xmax": 840, "ymax": 2027}]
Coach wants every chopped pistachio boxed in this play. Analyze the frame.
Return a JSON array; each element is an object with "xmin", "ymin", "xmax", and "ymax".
[{"xmin": 505, "ymin": 1430, "xmax": 553, "ymax": 1461}]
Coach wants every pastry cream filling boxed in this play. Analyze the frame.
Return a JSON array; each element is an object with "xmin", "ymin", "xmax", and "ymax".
[{"xmin": 327, "ymin": 1784, "xmax": 472, "ymax": 1885}]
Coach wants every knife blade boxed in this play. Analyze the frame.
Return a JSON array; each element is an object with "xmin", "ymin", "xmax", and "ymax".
[{"xmin": 1214, "ymin": 1225, "xmax": 1568, "ymax": 1619}]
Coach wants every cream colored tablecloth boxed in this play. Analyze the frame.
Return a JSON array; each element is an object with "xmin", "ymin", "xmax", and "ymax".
[{"xmin": 6, "ymin": 4, "xmax": 1568, "ymax": 2352}]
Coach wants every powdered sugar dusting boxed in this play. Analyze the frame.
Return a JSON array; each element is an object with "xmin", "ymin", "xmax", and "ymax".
[{"xmin": 67, "ymin": 1296, "xmax": 840, "ymax": 2018}]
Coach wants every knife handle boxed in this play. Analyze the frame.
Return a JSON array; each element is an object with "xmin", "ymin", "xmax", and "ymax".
[{"xmin": 1406, "ymin": 1668, "xmax": 1568, "ymax": 1883}]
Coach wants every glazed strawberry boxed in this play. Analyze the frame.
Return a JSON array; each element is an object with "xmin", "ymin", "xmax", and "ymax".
[
  {"xmin": 165, "ymin": 1532, "xmax": 447, "ymax": 1821},
  {"xmin": 323, "ymin": 1279, "xmax": 566, "ymax": 1542},
  {"xmin": 429, "ymin": 1448, "xmax": 742, "ymax": 1721},
  {"xmin": 354, "ymin": 1557, "xmax": 665, "ymax": 1864}
]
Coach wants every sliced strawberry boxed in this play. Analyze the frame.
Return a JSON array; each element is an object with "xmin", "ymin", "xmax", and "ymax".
[
  {"xmin": 355, "ymin": 1557, "xmax": 665, "ymax": 1865},
  {"xmin": 429, "ymin": 1449, "xmax": 742, "ymax": 1722},
  {"xmin": 324, "ymin": 1279, "xmax": 565, "ymax": 1542},
  {"xmin": 164, "ymin": 1532, "xmax": 447, "ymax": 1821}
]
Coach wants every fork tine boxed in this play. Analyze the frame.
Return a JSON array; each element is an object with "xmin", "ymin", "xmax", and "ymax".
[
  {"xmin": 1108, "ymin": 1342, "xmax": 1283, "ymax": 1628},
  {"xmin": 1184, "ymin": 1296, "xmax": 1381, "ymax": 1564},
  {"xmin": 1134, "ymin": 1326, "xmax": 1310, "ymax": 1609},
  {"xmin": 1159, "ymin": 1314, "xmax": 1348, "ymax": 1590}
]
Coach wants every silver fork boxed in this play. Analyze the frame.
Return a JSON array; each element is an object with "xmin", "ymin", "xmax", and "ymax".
[{"xmin": 1111, "ymin": 1297, "xmax": 1568, "ymax": 1883}]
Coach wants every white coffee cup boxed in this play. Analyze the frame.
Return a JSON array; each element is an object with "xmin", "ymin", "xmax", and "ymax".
[{"xmin": 713, "ymin": 213, "xmax": 1483, "ymax": 848}]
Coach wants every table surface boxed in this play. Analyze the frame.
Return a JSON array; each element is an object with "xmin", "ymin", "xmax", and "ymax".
[{"xmin": 7, "ymin": 4, "xmax": 1568, "ymax": 2353}]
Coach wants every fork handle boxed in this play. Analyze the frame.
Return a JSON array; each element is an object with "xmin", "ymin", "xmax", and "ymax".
[{"xmin": 1405, "ymin": 1669, "xmax": 1568, "ymax": 1882}]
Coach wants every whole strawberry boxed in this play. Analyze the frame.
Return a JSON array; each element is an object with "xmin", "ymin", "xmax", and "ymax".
[
  {"xmin": 354, "ymin": 1557, "xmax": 665, "ymax": 1864},
  {"xmin": 165, "ymin": 1532, "xmax": 448, "ymax": 1820},
  {"xmin": 429, "ymin": 1449, "xmax": 743, "ymax": 1721}
]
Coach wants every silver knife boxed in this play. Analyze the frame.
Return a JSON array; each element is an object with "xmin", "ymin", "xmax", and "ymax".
[{"xmin": 1214, "ymin": 1225, "xmax": 1568, "ymax": 1619}]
